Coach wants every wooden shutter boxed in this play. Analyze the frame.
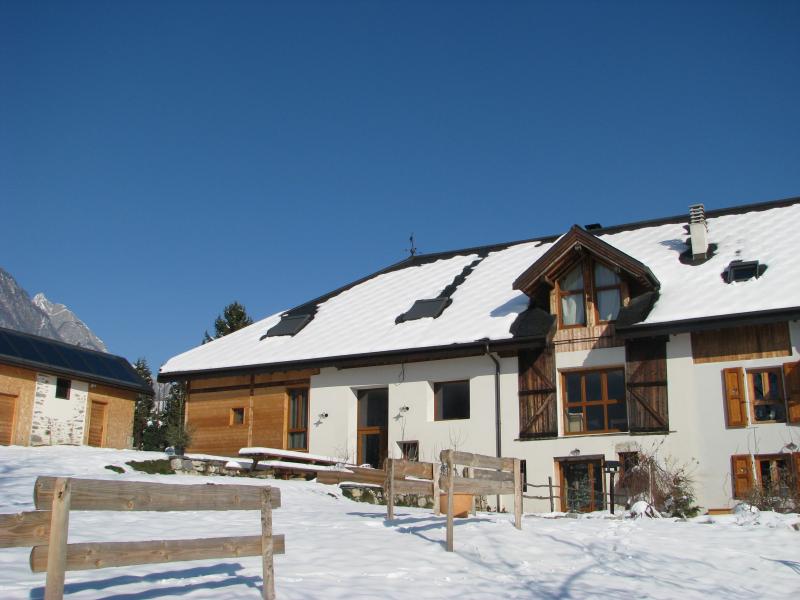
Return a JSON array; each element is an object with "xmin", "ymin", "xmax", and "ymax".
[
  {"xmin": 518, "ymin": 345, "xmax": 557, "ymax": 438},
  {"xmin": 783, "ymin": 360, "xmax": 800, "ymax": 424},
  {"xmin": 731, "ymin": 454, "xmax": 753, "ymax": 499},
  {"xmin": 722, "ymin": 368, "xmax": 748, "ymax": 428},
  {"xmin": 625, "ymin": 338, "xmax": 669, "ymax": 432},
  {"xmin": 0, "ymin": 394, "xmax": 16, "ymax": 446},
  {"xmin": 87, "ymin": 401, "xmax": 106, "ymax": 447}
]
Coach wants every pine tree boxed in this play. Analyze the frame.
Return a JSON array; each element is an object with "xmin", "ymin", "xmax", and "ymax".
[
  {"xmin": 132, "ymin": 358, "xmax": 155, "ymax": 449},
  {"xmin": 203, "ymin": 301, "xmax": 254, "ymax": 342}
]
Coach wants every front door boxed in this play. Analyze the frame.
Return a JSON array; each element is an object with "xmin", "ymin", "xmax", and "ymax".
[
  {"xmin": 88, "ymin": 401, "xmax": 107, "ymax": 447},
  {"xmin": 561, "ymin": 459, "xmax": 604, "ymax": 512},
  {"xmin": 357, "ymin": 388, "xmax": 388, "ymax": 468},
  {"xmin": 0, "ymin": 393, "xmax": 15, "ymax": 445}
]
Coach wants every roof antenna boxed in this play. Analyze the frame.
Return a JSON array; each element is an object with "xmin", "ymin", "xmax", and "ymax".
[{"xmin": 408, "ymin": 234, "xmax": 418, "ymax": 256}]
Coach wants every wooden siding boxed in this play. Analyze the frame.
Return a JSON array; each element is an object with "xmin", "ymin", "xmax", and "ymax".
[
  {"xmin": 518, "ymin": 346, "xmax": 558, "ymax": 437},
  {"xmin": 0, "ymin": 393, "xmax": 16, "ymax": 445},
  {"xmin": 252, "ymin": 388, "xmax": 288, "ymax": 449},
  {"xmin": 551, "ymin": 323, "xmax": 622, "ymax": 353},
  {"xmin": 625, "ymin": 338, "xmax": 669, "ymax": 431},
  {"xmin": 85, "ymin": 384, "xmax": 136, "ymax": 449},
  {"xmin": 0, "ymin": 363, "xmax": 37, "ymax": 446},
  {"xmin": 691, "ymin": 322, "xmax": 791, "ymax": 364},
  {"xmin": 186, "ymin": 388, "xmax": 252, "ymax": 455}
]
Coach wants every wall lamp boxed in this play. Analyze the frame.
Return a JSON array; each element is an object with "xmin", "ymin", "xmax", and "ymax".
[
  {"xmin": 399, "ymin": 406, "xmax": 410, "ymax": 413},
  {"xmin": 318, "ymin": 412, "xmax": 329, "ymax": 420}
]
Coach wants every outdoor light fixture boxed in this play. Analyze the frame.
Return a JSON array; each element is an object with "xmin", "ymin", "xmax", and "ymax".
[
  {"xmin": 783, "ymin": 442, "xmax": 798, "ymax": 452},
  {"xmin": 604, "ymin": 461, "xmax": 621, "ymax": 515},
  {"xmin": 318, "ymin": 412, "xmax": 329, "ymax": 420},
  {"xmin": 399, "ymin": 406, "xmax": 410, "ymax": 413}
]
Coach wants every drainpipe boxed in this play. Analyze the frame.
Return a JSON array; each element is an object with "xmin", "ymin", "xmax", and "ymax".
[{"xmin": 484, "ymin": 341, "xmax": 502, "ymax": 511}]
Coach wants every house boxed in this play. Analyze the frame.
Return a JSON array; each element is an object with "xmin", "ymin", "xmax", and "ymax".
[
  {"xmin": 159, "ymin": 197, "xmax": 800, "ymax": 512},
  {"xmin": 0, "ymin": 327, "xmax": 151, "ymax": 448}
]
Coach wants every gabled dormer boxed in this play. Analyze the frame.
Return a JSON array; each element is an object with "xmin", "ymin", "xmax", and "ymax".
[{"xmin": 513, "ymin": 226, "xmax": 660, "ymax": 335}]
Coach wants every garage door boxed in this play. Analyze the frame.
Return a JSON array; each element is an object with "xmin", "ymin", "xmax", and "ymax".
[{"xmin": 0, "ymin": 394, "xmax": 16, "ymax": 445}]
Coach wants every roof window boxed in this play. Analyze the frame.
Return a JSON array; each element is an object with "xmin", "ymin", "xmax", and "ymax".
[
  {"xmin": 395, "ymin": 298, "xmax": 452, "ymax": 323},
  {"xmin": 263, "ymin": 314, "xmax": 312, "ymax": 338},
  {"xmin": 722, "ymin": 260, "xmax": 766, "ymax": 283}
]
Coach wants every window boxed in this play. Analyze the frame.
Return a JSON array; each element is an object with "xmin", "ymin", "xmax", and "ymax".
[
  {"xmin": 398, "ymin": 441, "xmax": 419, "ymax": 461},
  {"xmin": 747, "ymin": 368, "xmax": 786, "ymax": 423},
  {"xmin": 434, "ymin": 380, "xmax": 470, "ymax": 420},
  {"xmin": 55, "ymin": 378, "xmax": 71, "ymax": 400},
  {"xmin": 557, "ymin": 260, "xmax": 623, "ymax": 328},
  {"xmin": 230, "ymin": 407, "xmax": 245, "ymax": 425},
  {"xmin": 287, "ymin": 389, "xmax": 308, "ymax": 450},
  {"xmin": 594, "ymin": 263, "xmax": 622, "ymax": 322},
  {"xmin": 563, "ymin": 368, "xmax": 627, "ymax": 434},
  {"xmin": 755, "ymin": 455, "xmax": 792, "ymax": 498},
  {"xmin": 558, "ymin": 265, "xmax": 586, "ymax": 326}
]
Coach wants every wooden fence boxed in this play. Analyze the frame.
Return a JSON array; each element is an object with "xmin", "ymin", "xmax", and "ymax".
[
  {"xmin": 440, "ymin": 450, "xmax": 522, "ymax": 552},
  {"xmin": 0, "ymin": 476, "xmax": 284, "ymax": 600},
  {"xmin": 384, "ymin": 459, "xmax": 440, "ymax": 519}
]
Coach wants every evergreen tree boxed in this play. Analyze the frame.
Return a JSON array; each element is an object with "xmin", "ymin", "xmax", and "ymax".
[
  {"xmin": 203, "ymin": 301, "xmax": 254, "ymax": 342},
  {"xmin": 132, "ymin": 358, "xmax": 155, "ymax": 449}
]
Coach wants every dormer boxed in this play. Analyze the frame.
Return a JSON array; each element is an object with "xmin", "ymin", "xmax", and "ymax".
[{"xmin": 513, "ymin": 226, "xmax": 660, "ymax": 331}]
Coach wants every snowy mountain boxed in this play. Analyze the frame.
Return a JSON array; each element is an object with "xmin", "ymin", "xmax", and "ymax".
[{"xmin": 0, "ymin": 267, "xmax": 107, "ymax": 352}]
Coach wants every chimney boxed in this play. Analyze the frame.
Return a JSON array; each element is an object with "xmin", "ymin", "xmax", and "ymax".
[{"xmin": 688, "ymin": 204, "xmax": 708, "ymax": 260}]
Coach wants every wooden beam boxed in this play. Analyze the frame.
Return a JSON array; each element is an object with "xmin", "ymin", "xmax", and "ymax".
[
  {"xmin": 448, "ymin": 451, "xmax": 514, "ymax": 472},
  {"xmin": 30, "ymin": 535, "xmax": 286, "ymax": 572},
  {"xmin": 386, "ymin": 459, "xmax": 395, "ymax": 520},
  {"xmin": 445, "ymin": 452, "xmax": 455, "ymax": 552},
  {"xmin": 0, "ymin": 510, "xmax": 51, "ymax": 548},
  {"xmin": 34, "ymin": 477, "xmax": 281, "ymax": 512},
  {"xmin": 513, "ymin": 459, "xmax": 522, "ymax": 530},
  {"xmin": 44, "ymin": 477, "xmax": 70, "ymax": 600}
]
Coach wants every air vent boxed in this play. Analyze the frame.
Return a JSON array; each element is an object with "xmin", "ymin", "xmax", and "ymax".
[
  {"xmin": 722, "ymin": 260, "xmax": 766, "ymax": 283},
  {"xmin": 584, "ymin": 223, "xmax": 602, "ymax": 231},
  {"xmin": 395, "ymin": 298, "xmax": 452, "ymax": 324},
  {"xmin": 262, "ymin": 314, "xmax": 312, "ymax": 338}
]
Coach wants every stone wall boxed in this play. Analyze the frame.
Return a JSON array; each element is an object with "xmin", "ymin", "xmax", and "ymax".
[{"xmin": 30, "ymin": 373, "xmax": 88, "ymax": 445}]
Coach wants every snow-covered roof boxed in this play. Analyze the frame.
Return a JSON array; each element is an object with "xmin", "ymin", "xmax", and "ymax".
[{"xmin": 160, "ymin": 198, "xmax": 800, "ymax": 377}]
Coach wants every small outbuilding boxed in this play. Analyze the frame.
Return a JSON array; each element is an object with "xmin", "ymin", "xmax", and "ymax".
[{"xmin": 0, "ymin": 326, "xmax": 151, "ymax": 448}]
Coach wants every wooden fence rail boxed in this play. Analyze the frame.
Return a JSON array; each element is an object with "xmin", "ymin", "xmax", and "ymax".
[{"xmin": 0, "ymin": 477, "xmax": 284, "ymax": 600}]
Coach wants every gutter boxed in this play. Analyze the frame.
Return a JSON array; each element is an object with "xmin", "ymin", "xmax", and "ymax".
[{"xmin": 484, "ymin": 340, "xmax": 502, "ymax": 511}]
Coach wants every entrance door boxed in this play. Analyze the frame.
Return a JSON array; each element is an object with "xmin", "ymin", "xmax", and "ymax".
[
  {"xmin": 561, "ymin": 459, "xmax": 604, "ymax": 512},
  {"xmin": 0, "ymin": 393, "xmax": 16, "ymax": 445},
  {"xmin": 88, "ymin": 401, "xmax": 107, "ymax": 447},
  {"xmin": 357, "ymin": 388, "xmax": 388, "ymax": 468}
]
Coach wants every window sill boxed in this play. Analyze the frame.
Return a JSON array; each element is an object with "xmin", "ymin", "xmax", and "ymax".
[{"xmin": 515, "ymin": 430, "xmax": 672, "ymax": 442}]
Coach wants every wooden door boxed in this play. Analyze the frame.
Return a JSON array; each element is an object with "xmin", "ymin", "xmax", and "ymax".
[
  {"xmin": 357, "ymin": 388, "xmax": 388, "ymax": 468},
  {"xmin": 88, "ymin": 401, "xmax": 107, "ymax": 447},
  {"xmin": 0, "ymin": 393, "xmax": 16, "ymax": 446}
]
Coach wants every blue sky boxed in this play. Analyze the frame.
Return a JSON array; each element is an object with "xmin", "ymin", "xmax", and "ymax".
[{"xmin": 2, "ymin": 1, "xmax": 799, "ymax": 371}]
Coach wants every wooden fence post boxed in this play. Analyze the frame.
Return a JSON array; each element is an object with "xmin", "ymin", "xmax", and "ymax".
[
  {"xmin": 261, "ymin": 487, "xmax": 275, "ymax": 600},
  {"xmin": 548, "ymin": 476, "xmax": 554, "ymax": 513},
  {"xmin": 445, "ymin": 451, "xmax": 454, "ymax": 552},
  {"xmin": 467, "ymin": 466, "xmax": 476, "ymax": 516},
  {"xmin": 432, "ymin": 463, "xmax": 440, "ymax": 516},
  {"xmin": 513, "ymin": 459, "xmax": 522, "ymax": 530},
  {"xmin": 386, "ymin": 459, "xmax": 395, "ymax": 520},
  {"xmin": 44, "ymin": 477, "xmax": 70, "ymax": 600}
]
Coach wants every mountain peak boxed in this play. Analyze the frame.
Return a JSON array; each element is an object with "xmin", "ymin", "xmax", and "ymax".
[{"xmin": 32, "ymin": 292, "xmax": 107, "ymax": 352}]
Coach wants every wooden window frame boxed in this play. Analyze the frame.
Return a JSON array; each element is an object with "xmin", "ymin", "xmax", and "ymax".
[
  {"xmin": 561, "ymin": 366, "xmax": 627, "ymax": 435},
  {"xmin": 287, "ymin": 388, "xmax": 309, "ymax": 451},
  {"xmin": 746, "ymin": 368, "xmax": 787, "ymax": 424},
  {"xmin": 434, "ymin": 380, "xmax": 470, "ymax": 421},
  {"xmin": 554, "ymin": 258, "xmax": 625, "ymax": 329},
  {"xmin": 55, "ymin": 377, "xmax": 71, "ymax": 400},
  {"xmin": 754, "ymin": 454, "xmax": 794, "ymax": 497},
  {"xmin": 229, "ymin": 407, "xmax": 246, "ymax": 426},
  {"xmin": 398, "ymin": 440, "xmax": 419, "ymax": 461}
]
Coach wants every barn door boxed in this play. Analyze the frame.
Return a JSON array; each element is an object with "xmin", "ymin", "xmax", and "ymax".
[
  {"xmin": 88, "ymin": 401, "xmax": 107, "ymax": 447},
  {"xmin": 518, "ymin": 345, "xmax": 557, "ymax": 438},
  {"xmin": 625, "ymin": 337, "xmax": 669, "ymax": 432},
  {"xmin": 0, "ymin": 393, "xmax": 16, "ymax": 446}
]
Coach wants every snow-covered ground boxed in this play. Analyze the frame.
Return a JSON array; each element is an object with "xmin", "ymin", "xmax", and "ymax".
[{"xmin": 1, "ymin": 446, "xmax": 798, "ymax": 599}]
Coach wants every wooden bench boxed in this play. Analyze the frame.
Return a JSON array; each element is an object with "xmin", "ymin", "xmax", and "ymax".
[
  {"xmin": 440, "ymin": 450, "xmax": 523, "ymax": 552},
  {"xmin": 0, "ymin": 476, "xmax": 284, "ymax": 600}
]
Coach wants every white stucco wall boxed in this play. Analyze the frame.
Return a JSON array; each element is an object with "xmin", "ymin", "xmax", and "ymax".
[
  {"xmin": 304, "ymin": 320, "xmax": 800, "ymax": 513},
  {"xmin": 29, "ymin": 374, "xmax": 89, "ymax": 446}
]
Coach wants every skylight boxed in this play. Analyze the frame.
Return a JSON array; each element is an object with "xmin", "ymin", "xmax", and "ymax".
[
  {"xmin": 722, "ymin": 260, "xmax": 766, "ymax": 283},
  {"xmin": 263, "ymin": 314, "xmax": 312, "ymax": 338},
  {"xmin": 395, "ymin": 298, "xmax": 452, "ymax": 323}
]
